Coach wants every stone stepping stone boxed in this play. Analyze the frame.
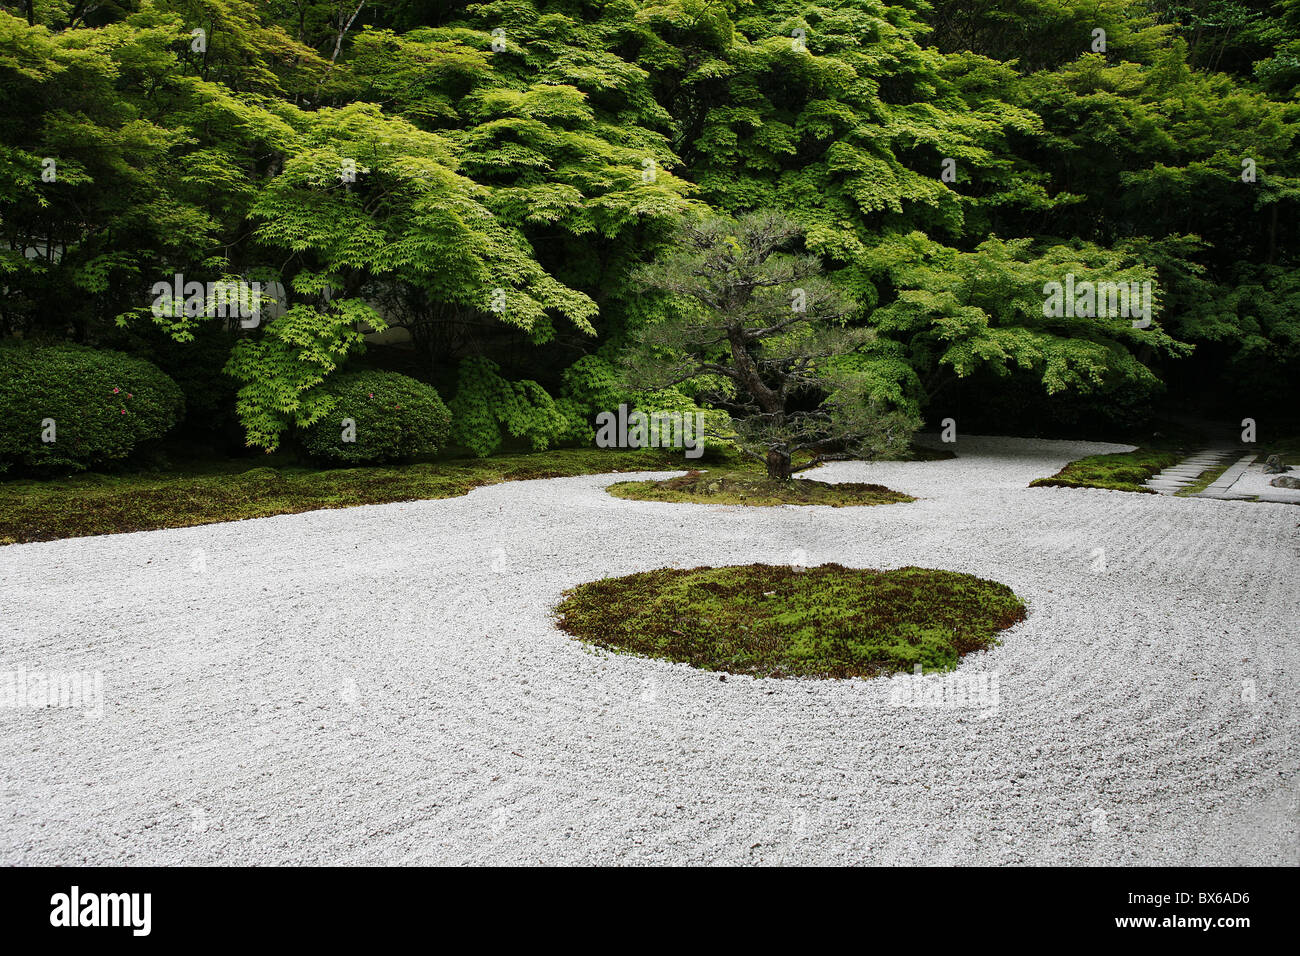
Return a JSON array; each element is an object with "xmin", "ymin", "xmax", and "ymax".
[
  {"xmin": 1195, "ymin": 454, "xmax": 1265, "ymax": 499},
  {"xmin": 1142, "ymin": 447, "xmax": 1238, "ymax": 495}
]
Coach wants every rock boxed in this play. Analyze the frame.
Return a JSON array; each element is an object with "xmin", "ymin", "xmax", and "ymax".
[
  {"xmin": 1263, "ymin": 454, "xmax": 1290, "ymax": 474},
  {"xmin": 1269, "ymin": 475, "xmax": 1300, "ymax": 490}
]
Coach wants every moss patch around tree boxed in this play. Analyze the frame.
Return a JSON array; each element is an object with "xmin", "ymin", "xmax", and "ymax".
[
  {"xmin": 606, "ymin": 469, "xmax": 914, "ymax": 506},
  {"xmin": 554, "ymin": 564, "xmax": 1026, "ymax": 679}
]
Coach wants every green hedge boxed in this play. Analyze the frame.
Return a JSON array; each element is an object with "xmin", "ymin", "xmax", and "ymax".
[
  {"xmin": 299, "ymin": 370, "xmax": 452, "ymax": 465},
  {"xmin": 0, "ymin": 343, "xmax": 184, "ymax": 476}
]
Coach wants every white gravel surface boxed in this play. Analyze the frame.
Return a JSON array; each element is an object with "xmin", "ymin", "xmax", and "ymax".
[
  {"xmin": 1223, "ymin": 462, "xmax": 1300, "ymax": 504},
  {"xmin": 2, "ymin": 435, "xmax": 1297, "ymax": 865}
]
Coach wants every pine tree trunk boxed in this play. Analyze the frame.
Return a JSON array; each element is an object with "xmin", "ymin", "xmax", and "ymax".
[{"xmin": 766, "ymin": 447, "xmax": 792, "ymax": 481}]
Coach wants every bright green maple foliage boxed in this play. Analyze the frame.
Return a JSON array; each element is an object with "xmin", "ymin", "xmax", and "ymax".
[{"xmin": 0, "ymin": 0, "xmax": 1297, "ymax": 451}]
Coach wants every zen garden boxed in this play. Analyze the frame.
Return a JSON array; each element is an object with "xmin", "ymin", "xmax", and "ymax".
[{"xmin": 0, "ymin": 0, "xmax": 1296, "ymax": 875}]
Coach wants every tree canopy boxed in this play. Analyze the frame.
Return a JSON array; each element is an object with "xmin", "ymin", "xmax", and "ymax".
[{"xmin": 1, "ymin": 0, "xmax": 1296, "ymax": 453}]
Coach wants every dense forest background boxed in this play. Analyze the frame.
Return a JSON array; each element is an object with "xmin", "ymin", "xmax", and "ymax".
[{"xmin": 1, "ymin": 0, "xmax": 1297, "ymax": 463}]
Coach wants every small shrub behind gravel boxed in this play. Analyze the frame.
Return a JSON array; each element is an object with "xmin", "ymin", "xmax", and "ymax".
[{"xmin": 299, "ymin": 371, "xmax": 452, "ymax": 465}]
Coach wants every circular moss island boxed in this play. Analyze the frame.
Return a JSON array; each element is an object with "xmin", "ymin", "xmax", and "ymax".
[
  {"xmin": 606, "ymin": 469, "xmax": 914, "ymax": 507},
  {"xmin": 554, "ymin": 564, "xmax": 1026, "ymax": 680}
]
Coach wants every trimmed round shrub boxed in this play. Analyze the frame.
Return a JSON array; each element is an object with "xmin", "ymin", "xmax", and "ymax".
[
  {"xmin": 299, "ymin": 370, "xmax": 452, "ymax": 465},
  {"xmin": 0, "ymin": 343, "xmax": 185, "ymax": 476}
]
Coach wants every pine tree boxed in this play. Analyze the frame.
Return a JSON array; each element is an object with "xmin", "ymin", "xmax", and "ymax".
[{"xmin": 624, "ymin": 209, "xmax": 917, "ymax": 479}]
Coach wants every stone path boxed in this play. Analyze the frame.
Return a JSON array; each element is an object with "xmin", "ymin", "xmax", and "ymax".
[
  {"xmin": 1148, "ymin": 447, "xmax": 1300, "ymax": 504},
  {"xmin": 1142, "ymin": 448, "xmax": 1238, "ymax": 495},
  {"xmin": 1192, "ymin": 453, "xmax": 1263, "ymax": 500}
]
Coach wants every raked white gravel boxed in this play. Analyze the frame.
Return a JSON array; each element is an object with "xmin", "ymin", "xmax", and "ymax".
[{"xmin": 1, "ymin": 435, "xmax": 1297, "ymax": 865}]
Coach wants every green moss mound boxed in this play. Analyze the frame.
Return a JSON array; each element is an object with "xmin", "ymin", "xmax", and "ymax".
[
  {"xmin": 606, "ymin": 469, "xmax": 914, "ymax": 507},
  {"xmin": 0, "ymin": 446, "xmax": 695, "ymax": 545},
  {"xmin": 1029, "ymin": 448, "xmax": 1183, "ymax": 493},
  {"xmin": 555, "ymin": 564, "xmax": 1026, "ymax": 679}
]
